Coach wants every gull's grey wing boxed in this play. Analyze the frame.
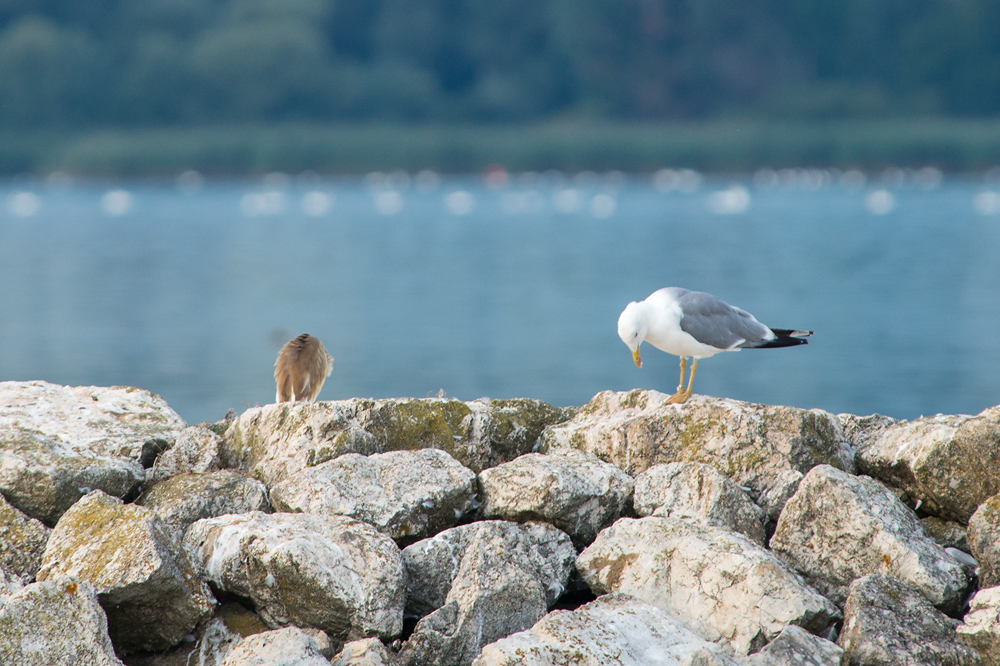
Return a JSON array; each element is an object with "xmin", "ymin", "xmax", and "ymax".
[{"xmin": 677, "ymin": 291, "xmax": 771, "ymax": 350}]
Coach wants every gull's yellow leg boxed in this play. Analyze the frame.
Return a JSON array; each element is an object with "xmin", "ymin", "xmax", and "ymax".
[
  {"xmin": 667, "ymin": 358, "xmax": 698, "ymax": 404},
  {"xmin": 667, "ymin": 357, "xmax": 690, "ymax": 404}
]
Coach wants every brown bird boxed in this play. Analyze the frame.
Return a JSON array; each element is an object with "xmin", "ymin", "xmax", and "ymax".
[{"xmin": 274, "ymin": 334, "xmax": 333, "ymax": 403}]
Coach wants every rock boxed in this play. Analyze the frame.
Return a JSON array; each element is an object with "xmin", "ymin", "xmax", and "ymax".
[
  {"xmin": 0, "ymin": 381, "xmax": 192, "ymax": 525},
  {"xmin": 271, "ymin": 448, "xmax": 475, "ymax": 542},
  {"xmin": 184, "ymin": 511, "xmax": 404, "ymax": 645},
  {"xmin": 472, "ymin": 592, "xmax": 742, "ymax": 666},
  {"xmin": 575, "ymin": 516, "xmax": 839, "ymax": 654},
  {"xmin": 756, "ymin": 634, "xmax": 842, "ymax": 666},
  {"xmin": 756, "ymin": 469, "xmax": 805, "ymax": 524},
  {"xmin": 770, "ymin": 465, "xmax": 969, "ymax": 611},
  {"xmin": 539, "ymin": 390, "xmax": 853, "ymax": 503},
  {"xmin": 399, "ymin": 520, "xmax": 576, "ymax": 666},
  {"xmin": 223, "ymin": 397, "xmax": 570, "ymax": 486},
  {"xmin": 147, "ymin": 425, "xmax": 225, "ymax": 484},
  {"xmin": 36, "ymin": 490, "xmax": 216, "ymax": 654},
  {"xmin": 746, "ymin": 625, "xmax": 843, "ymax": 666},
  {"xmin": 477, "ymin": 449, "xmax": 634, "ymax": 548},
  {"xmin": 633, "ymin": 461, "xmax": 766, "ymax": 546},
  {"xmin": 958, "ymin": 586, "xmax": 1000, "ymax": 666},
  {"xmin": 219, "ymin": 627, "xmax": 331, "ymax": 666},
  {"xmin": 332, "ymin": 638, "xmax": 397, "ymax": 666},
  {"xmin": 837, "ymin": 413, "xmax": 899, "ymax": 450},
  {"xmin": 839, "ymin": 574, "xmax": 983, "ymax": 666},
  {"xmin": 969, "ymin": 494, "xmax": 1000, "ymax": 587},
  {"xmin": 924, "ymin": 516, "xmax": 969, "ymax": 551},
  {"xmin": 0, "ymin": 492, "xmax": 50, "ymax": 583},
  {"xmin": 854, "ymin": 406, "xmax": 1000, "ymax": 523},
  {"xmin": 0, "ymin": 577, "xmax": 125, "ymax": 666},
  {"xmin": 135, "ymin": 470, "xmax": 271, "ymax": 540}
]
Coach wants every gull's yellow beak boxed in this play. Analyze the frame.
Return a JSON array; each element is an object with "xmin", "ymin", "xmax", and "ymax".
[{"xmin": 632, "ymin": 348, "xmax": 642, "ymax": 368}]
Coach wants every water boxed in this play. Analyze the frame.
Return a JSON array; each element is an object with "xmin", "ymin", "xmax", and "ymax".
[{"xmin": 1, "ymin": 173, "xmax": 999, "ymax": 425}]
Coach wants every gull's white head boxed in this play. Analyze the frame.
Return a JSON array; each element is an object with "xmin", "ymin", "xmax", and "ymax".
[{"xmin": 617, "ymin": 301, "xmax": 647, "ymax": 367}]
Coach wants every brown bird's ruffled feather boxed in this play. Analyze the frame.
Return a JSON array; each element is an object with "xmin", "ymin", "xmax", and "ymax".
[{"xmin": 274, "ymin": 334, "xmax": 333, "ymax": 403}]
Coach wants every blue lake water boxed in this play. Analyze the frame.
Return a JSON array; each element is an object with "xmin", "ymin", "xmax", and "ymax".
[{"xmin": 1, "ymin": 172, "xmax": 999, "ymax": 425}]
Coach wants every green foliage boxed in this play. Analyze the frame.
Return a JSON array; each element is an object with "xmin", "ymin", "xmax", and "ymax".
[
  {"xmin": 1, "ymin": 0, "xmax": 1000, "ymax": 130},
  {"xmin": 10, "ymin": 119, "xmax": 1000, "ymax": 176}
]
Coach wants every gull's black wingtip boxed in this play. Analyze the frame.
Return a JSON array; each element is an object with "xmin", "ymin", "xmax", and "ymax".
[{"xmin": 746, "ymin": 328, "xmax": 813, "ymax": 349}]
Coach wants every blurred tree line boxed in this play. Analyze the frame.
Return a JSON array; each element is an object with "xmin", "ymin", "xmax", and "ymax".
[{"xmin": 0, "ymin": 0, "xmax": 998, "ymax": 129}]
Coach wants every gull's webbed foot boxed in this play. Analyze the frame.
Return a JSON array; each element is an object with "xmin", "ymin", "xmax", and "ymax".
[{"xmin": 666, "ymin": 389, "xmax": 692, "ymax": 404}]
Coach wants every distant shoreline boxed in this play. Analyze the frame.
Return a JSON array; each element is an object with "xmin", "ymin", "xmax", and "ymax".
[{"xmin": 4, "ymin": 119, "xmax": 1000, "ymax": 177}]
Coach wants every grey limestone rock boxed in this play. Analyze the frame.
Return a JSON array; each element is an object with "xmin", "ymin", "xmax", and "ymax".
[
  {"xmin": 0, "ymin": 577, "xmax": 125, "ymax": 666},
  {"xmin": 959, "ymin": 586, "xmax": 1000, "ymax": 666},
  {"xmin": 539, "ymin": 390, "xmax": 853, "ymax": 504},
  {"xmin": 184, "ymin": 511, "xmax": 404, "ymax": 646},
  {"xmin": 839, "ymin": 574, "xmax": 983, "ymax": 666},
  {"xmin": 746, "ymin": 625, "xmax": 843, "ymax": 666},
  {"xmin": 633, "ymin": 461, "xmax": 766, "ymax": 545},
  {"xmin": 836, "ymin": 413, "xmax": 900, "ymax": 451},
  {"xmin": 223, "ymin": 397, "xmax": 570, "ymax": 486},
  {"xmin": 399, "ymin": 520, "xmax": 576, "ymax": 666},
  {"xmin": 270, "ymin": 448, "xmax": 475, "ymax": 542},
  {"xmin": 472, "ymin": 592, "xmax": 742, "ymax": 666},
  {"xmin": 135, "ymin": 469, "xmax": 271, "ymax": 540},
  {"xmin": 332, "ymin": 638, "xmax": 398, "ymax": 666},
  {"xmin": 756, "ymin": 469, "xmax": 805, "ymax": 524},
  {"xmin": 147, "ymin": 425, "xmax": 225, "ymax": 484},
  {"xmin": 0, "ymin": 492, "xmax": 50, "ymax": 583},
  {"xmin": 477, "ymin": 449, "xmax": 634, "ymax": 547},
  {"xmin": 770, "ymin": 465, "xmax": 970, "ymax": 612},
  {"xmin": 924, "ymin": 516, "xmax": 970, "ymax": 551},
  {"xmin": 969, "ymin": 493, "xmax": 1000, "ymax": 587},
  {"xmin": 576, "ymin": 515, "xmax": 840, "ymax": 654},
  {"xmin": 36, "ymin": 490, "xmax": 216, "ymax": 654},
  {"xmin": 855, "ymin": 406, "xmax": 1000, "ymax": 523},
  {"xmin": 0, "ymin": 380, "xmax": 191, "ymax": 525},
  {"xmin": 218, "ymin": 627, "xmax": 332, "ymax": 666}
]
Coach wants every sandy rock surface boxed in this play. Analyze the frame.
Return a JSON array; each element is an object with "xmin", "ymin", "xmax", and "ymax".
[
  {"xmin": 477, "ymin": 449, "xmax": 634, "ymax": 547},
  {"xmin": 771, "ymin": 464, "xmax": 969, "ymax": 611},
  {"xmin": 576, "ymin": 516, "xmax": 839, "ymax": 654},
  {"xmin": 271, "ymin": 447, "xmax": 475, "ymax": 542}
]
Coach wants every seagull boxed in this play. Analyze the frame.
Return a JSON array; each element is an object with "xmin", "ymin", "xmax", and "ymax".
[
  {"xmin": 274, "ymin": 334, "xmax": 333, "ymax": 403},
  {"xmin": 617, "ymin": 288, "xmax": 812, "ymax": 404}
]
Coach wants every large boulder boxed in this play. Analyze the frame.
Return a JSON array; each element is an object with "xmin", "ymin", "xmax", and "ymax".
[
  {"xmin": 838, "ymin": 574, "xmax": 983, "ymax": 666},
  {"xmin": 271, "ymin": 448, "xmax": 475, "ymax": 542},
  {"xmin": 399, "ymin": 520, "xmax": 576, "ymax": 666},
  {"xmin": 184, "ymin": 511, "xmax": 404, "ymax": 646},
  {"xmin": 633, "ymin": 461, "xmax": 767, "ymax": 546},
  {"xmin": 0, "ymin": 381, "xmax": 189, "ymax": 525},
  {"xmin": 332, "ymin": 638, "xmax": 398, "ymax": 666},
  {"xmin": 147, "ymin": 425, "xmax": 226, "ymax": 485},
  {"xmin": 472, "ymin": 593, "xmax": 742, "ymax": 666},
  {"xmin": 0, "ymin": 492, "xmax": 50, "ymax": 583},
  {"xmin": 968, "ymin": 493, "xmax": 1000, "ymax": 588},
  {"xmin": 575, "ymin": 516, "xmax": 840, "ymax": 654},
  {"xmin": 36, "ymin": 490, "xmax": 216, "ymax": 654},
  {"xmin": 539, "ymin": 390, "xmax": 853, "ymax": 502},
  {"xmin": 746, "ymin": 625, "xmax": 843, "ymax": 666},
  {"xmin": 855, "ymin": 406, "xmax": 1000, "ymax": 523},
  {"xmin": 135, "ymin": 470, "xmax": 271, "ymax": 540},
  {"xmin": 223, "ymin": 397, "xmax": 570, "ymax": 485},
  {"xmin": 0, "ymin": 577, "xmax": 125, "ymax": 666},
  {"xmin": 770, "ymin": 465, "xmax": 969, "ymax": 612},
  {"xmin": 959, "ymin": 586, "xmax": 1000, "ymax": 666},
  {"xmin": 219, "ymin": 627, "xmax": 331, "ymax": 666},
  {"xmin": 477, "ymin": 449, "xmax": 634, "ymax": 548}
]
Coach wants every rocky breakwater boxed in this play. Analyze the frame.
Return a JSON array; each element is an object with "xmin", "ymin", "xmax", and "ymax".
[{"xmin": 2, "ymin": 381, "xmax": 1000, "ymax": 665}]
